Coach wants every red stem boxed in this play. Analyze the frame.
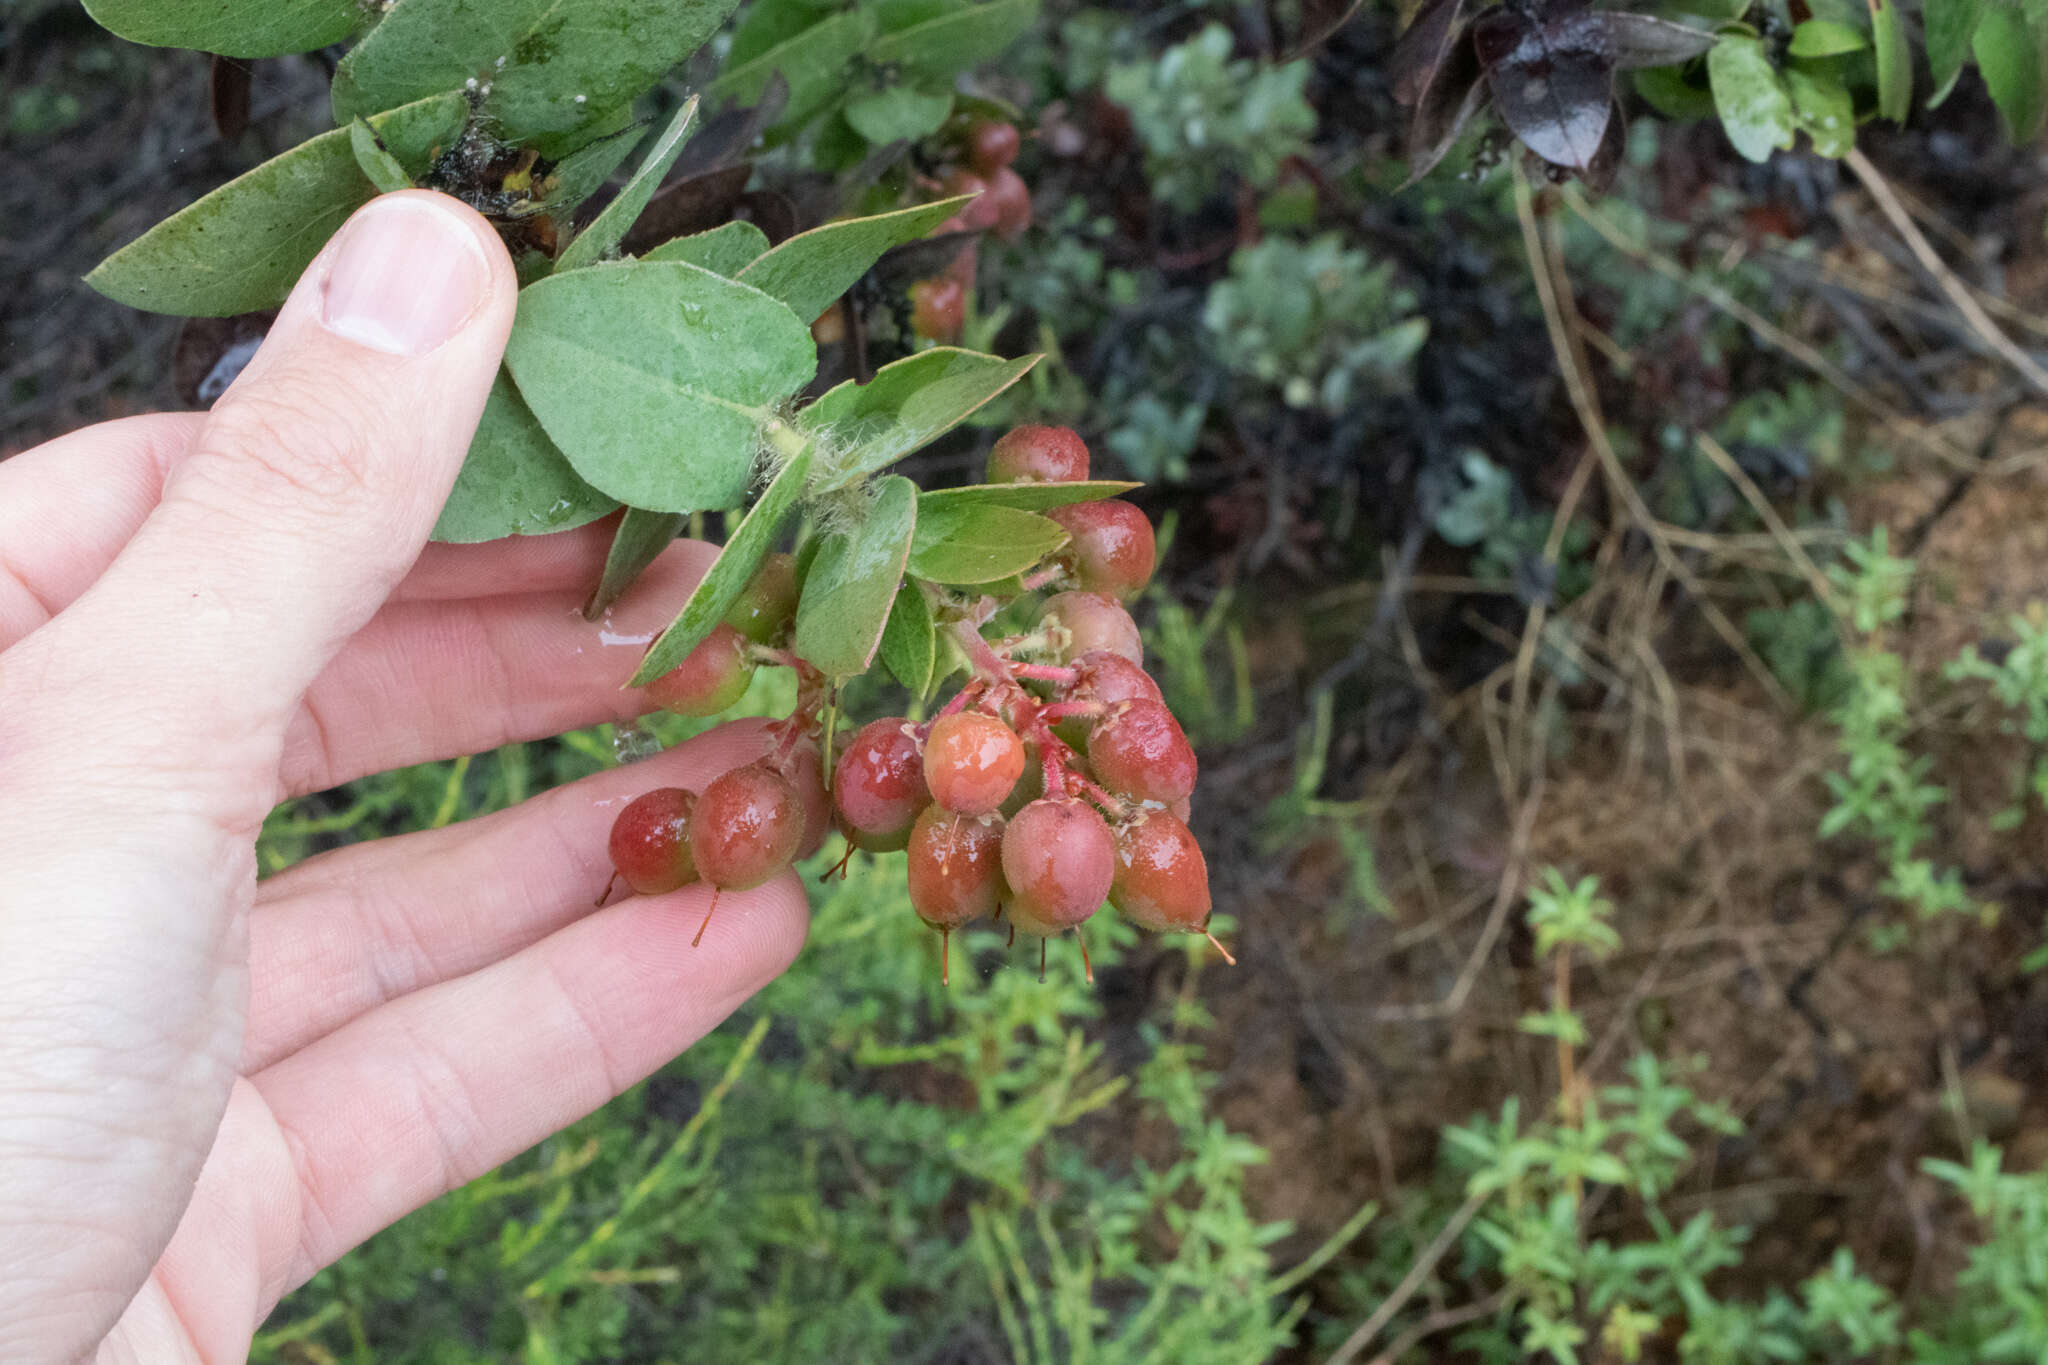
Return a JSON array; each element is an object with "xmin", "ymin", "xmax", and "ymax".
[{"xmin": 1010, "ymin": 663, "xmax": 1079, "ymax": 685}]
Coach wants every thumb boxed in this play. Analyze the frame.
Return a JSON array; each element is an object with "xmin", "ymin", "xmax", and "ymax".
[{"xmin": 42, "ymin": 190, "xmax": 516, "ymax": 788}]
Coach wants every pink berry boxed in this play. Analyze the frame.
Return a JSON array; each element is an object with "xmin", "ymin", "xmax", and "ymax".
[
  {"xmin": 906, "ymin": 807, "xmax": 1006, "ymax": 929},
  {"xmin": 607, "ymin": 788, "xmax": 699, "ymax": 895},
  {"xmin": 924, "ymin": 712, "xmax": 1027, "ymax": 815},
  {"xmin": 1001, "ymin": 797, "xmax": 1115, "ymax": 936},
  {"xmin": 1088, "ymin": 699, "xmax": 1196, "ymax": 805},
  {"xmin": 987, "ymin": 425, "xmax": 1090, "ymax": 484},
  {"xmin": 942, "ymin": 168, "xmax": 1002, "ymax": 232},
  {"xmin": 966, "ymin": 118, "xmax": 1021, "ymax": 174},
  {"xmin": 833, "ymin": 717, "xmax": 928, "ymax": 846},
  {"xmin": 1048, "ymin": 500, "xmax": 1155, "ymax": 598},
  {"xmin": 783, "ymin": 744, "xmax": 831, "ymax": 860},
  {"xmin": 1053, "ymin": 650, "xmax": 1162, "ymax": 748},
  {"xmin": 910, "ymin": 276, "xmax": 966, "ymax": 344},
  {"xmin": 1109, "ymin": 811, "xmax": 1211, "ymax": 932},
  {"xmin": 723, "ymin": 551, "xmax": 799, "ymax": 645},
  {"xmin": 689, "ymin": 763, "xmax": 803, "ymax": 891},
  {"xmin": 984, "ymin": 167, "xmax": 1031, "ymax": 240},
  {"xmin": 1040, "ymin": 591, "xmax": 1142, "ymax": 665},
  {"xmin": 644, "ymin": 623, "xmax": 754, "ymax": 717}
]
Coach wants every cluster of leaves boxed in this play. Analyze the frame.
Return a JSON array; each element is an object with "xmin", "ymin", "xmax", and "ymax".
[{"xmin": 250, "ymin": 696, "xmax": 1367, "ymax": 1363}]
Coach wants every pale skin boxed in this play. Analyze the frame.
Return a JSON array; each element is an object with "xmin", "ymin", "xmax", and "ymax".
[{"xmin": 0, "ymin": 191, "xmax": 808, "ymax": 1362}]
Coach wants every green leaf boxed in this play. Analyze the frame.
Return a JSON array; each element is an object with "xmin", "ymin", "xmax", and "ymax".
[
  {"xmin": 503, "ymin": 260, "xmax": 817, "ymax": 513},
  {"xmin": 866, "ymin": 0, "xmax": 1038, "ymax": 80},
  {"xmin": 585, "ymin": 508, "xmax": 683, "ymax": 620},
  {"xmin": 1633, "ymin": 66, "xmax": 1718, "ymax": 121},
  {"xmin": 434, "ymin": 371, "xmax": 621, "ymax": 543},
  {"xmin": 1869, "ymin": 0, "xmax": 1913, "ymax": 121},
  {"xmin": 706, "ymin": 9, "xmax": 876, "ymax": 129},
  {"xmin": 917, "ymin": 480, "xmax": 1140, "ymax": 514},
  {"xmin": 908, "ymin": 504, "xmax": 1068, "ymax": 585},
  {"xmin": 844, "ymin": 85, "xmax": 956, "ymax": 143},
  {"xmin": 879, "ymin": 581, "xmax": 936, "ymax": 696},
  {"xmin": 332, "ymin": 0, "xmax": 740, "ymax": 144},
  {"xmin": 86, "ymin": 94, "xmax": 465, "ymax": 317},
  {"xmin": 729, "ymin": 0, "xmax": 833, "ymax": 66},
  {"xmin": 643, "ymin": 220, "xmax": 772, "ymax": 274},
  {"xmin": 1975, "ymin": 1, "xmax": 2048, "ymax": 141},
  {"xmin": 1787, "ymin": 68, "xmax": 1856, "ymax": 155},
  {"xmin": 628, "ymin": 446, "xmax": 814, "ymax": 686},
  {"xmin": 736, "ymin": 197, "xmax": 970, "ymax": 324},
  {"xmin": 1926, "ymin": 0, "xmax": 1985, "ymax": 104},
  {"xmin": 348, "ymin": 119, "xmax": 415, "ymax": 194},
  {"xmin": 793, "ymin": 475, "xmax": 918, "ymax": 678},
  {"xmin": 804, "ymin": 349, "xmax": 1039, "ymax": 490},
  {"xmin": 556, "ymin": 96, "xmax": 700, "ymax": 272},
  {"xmin": 1708, "ymin": 34, "xmax": 1797, "ymax": 162},
  {"xmin": 1787, "ymin": 18, "xmax": 1869, "ymax": 54},
  {"xmin": 534, "ymin": 120, "xmax": 648, "ymax": 215},
  {"xmin": 81, "ymin": 0, "xmax": 358, "ymax": 57}
]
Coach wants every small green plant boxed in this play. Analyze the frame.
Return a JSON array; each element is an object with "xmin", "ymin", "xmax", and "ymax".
[{"xmin": 1102, "ymin": 24, "xmax": 1316, "ymax": 212}]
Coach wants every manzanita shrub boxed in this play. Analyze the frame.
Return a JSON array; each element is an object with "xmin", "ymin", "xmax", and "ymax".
[{"xmin": 82, "ymin": 0, "xmax": 1225, "ymax": 981}]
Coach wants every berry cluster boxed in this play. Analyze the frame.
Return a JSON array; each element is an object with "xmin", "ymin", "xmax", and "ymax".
[
  {"xmin": 604, "ymin": 425, "xmax": 1227, "ymax": 983},
  {"xmin": 911, "ymin": 116, "xmax": 1030, "ymax": 345}
]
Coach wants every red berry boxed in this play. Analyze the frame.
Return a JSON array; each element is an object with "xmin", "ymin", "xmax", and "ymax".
[
  {"xmin": 941, "ymin": 168, "xmax": 1002, "ymax": 232},
  {"xmin": 644, "ymin": 623, "xmax": 754, "ymax": 717},
  {"xmin": 1109, "ymin": 811, "xmax": 1210, "ymax": 931},
  {"xmin": 910, "ymin": 276, "xmax": 966, "ymax": 343},
  {"xmin": 1048, "ymin": 500, "xmax": 1155, "ymax": 599},
  {"xmin": 966, "ymin": 117, "xmax": 1021, "ymax": 174},
  {"xmin": 1001, "ymin": 797, "xmax": 1116, "ymax": 935},
  {"xmin": 689, "ymin": 763, "xmax": 803, "ymax": 891},
  {"xmin": 1041, "ymin": 591, "xmax": 1142, "ymax": 665},
  {"xmin": 1000, "ymin": 738, "xmax": 1047, "ymax": 817},
  {"xmin": 607, "ymin": 788, "xmax": 700, "ymax": 895},
  {"xmin": 906, "ymin": 807, "xmax": 1006, "ymax": 929},
  {"xmin": 1053, "ymin": 650, "xmax": 1162, "ymax": 748},
  {"xmin": 1088, "ymin": 699, "xmax": 1197, "ymax": 805},
  {"xmin": 723, "ymin": 551, "xmax": 799, "ymax": 645},
  {"xmin": 924, "ymin": 711, "xmax": 1027, "ymax": 815},
  {"xmin": 984, "ymin": 167, "xmax": 1031, "ymax": 240},
  {"xmin": 833, "ymin": 717, "xmax": 928, "ymax": 845},
  {"xmin": 987, "ymin": 425, "xmax": 1089, "ymax": 484},
  {"xmin": 784, "ymin": 744, "xmax": 832, "ymax": 860}
]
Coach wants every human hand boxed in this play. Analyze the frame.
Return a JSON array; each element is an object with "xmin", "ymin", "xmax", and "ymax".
[{"xmin": 0, "ymin": 191, "xmax": 809, "ymax": 1362}]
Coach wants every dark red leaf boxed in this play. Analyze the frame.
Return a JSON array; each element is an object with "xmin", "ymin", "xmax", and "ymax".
[
  {"xmin": 1404, "ymin": 29, "xmax": 1489, "ymax": 183},
  {"xmin": 616, "ymin": 165, "xmax": 754, "ymax": 253},
  {"xmin": 1478, "ymin": 6, "xmax": 1615, "ymax": 170},
  {"xmin": 673, "ymin": 72, "xmax": 789, "ymax": 180},
  {"xmin": 1573, "ymin": 11, "xmax": 1716, "ymax": 70},
  {"xmin": 1392, "ymin": 0, "xmax": 1470, "ymax": 106}
]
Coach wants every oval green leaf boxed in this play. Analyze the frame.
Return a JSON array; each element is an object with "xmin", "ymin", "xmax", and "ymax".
[
  {"xmin": 794, "ymin": 475, "xmax": 918, "ymax": 678},
  {"xmin": 706, "ymin": 9, "xmax": 877, "ymax": 130},
  {"xmin": 1786, "ymin": 68, "xmax": 1855, "ymax": 157},
  {"xmin": 1925, "ymin": 0, "xmax": 1985, "ymax": 104},
  {"xmin": 556, "ymin": 96, "xmax": 700, "ymax": 273},
  {"xmin": 348, "ymin": 118, "xmax": 414, "ymax": 194},
  {"xmin": 1975, "ymin": 2, "xmax": 2048, "ymax": 142},
  {"xmin": 1707, "ymin": 33, "xmax": 1796, "ymax": 162},
  {"xmin": 1869, "ymin": 0, "xmax": 1913, "ymax": 122},
  {"xmin": 643, "ymin": 220, "xmax": 772, "ymax": 274},
  {"xmin": 736, "ymin": 197, "xmax": 972, "ymax": 325},
  {"xmin": 503, "ymin": 260, "xmax": 817, "ymax": 514},
  {"xmin": 844, "ymin": 85, "xmax": 956, "ymax": 144},
  {"xmin": 86, "ymin": 94, "xmax": 466, "ymax": 317},
  {"xmin": 916, "ymin": 480, "xmax": 1142, "ymax": 514},
  {"xmin": 434, "ymin": 370, "xmax": 621, "ymax": 543},
  {"xmin": 804, "ymin": 348, "xmax": 1040, "ymax": 491},
  {"xmin": 332, "ymin": 0, "xmax": 739, "ymax": 144},
  {"xmin": 628, "ymin": 445, "xmax": 815, "ymax": 687},
  {"xmin": 1787, "ymin": 18, "xmax": 1870, "ymax": 54},
  {"xmin": 82, "ymin": 0, "xmax": 359, "ymax": 57},
  {"xmin": 880, "ymin": 581, "xmax": 937, "ymax": 697},
  {"xmin": 908, "ymin": 504, "xmax": 1069, "ymax": 585},
  {"xmin": 866, "ymin": 0, "xmax": 1038, "ymax": 80},
  {"xmin": 585, "ymin": 507, "xmax": 684, "ymax": 620}
]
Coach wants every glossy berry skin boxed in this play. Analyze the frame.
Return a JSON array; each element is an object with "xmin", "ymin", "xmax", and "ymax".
[
  {"xmin": 1041, "ymin": 591, "xmax": 1142, "ymax": 666},
  {"xmin": 607, "ymin": 788, "xmax": 699, "ymax": 895},
  {"xmin": 724, "ymin": 552, "xmax": 800, "ymax": 645},
  {"xmin": 984, "ymin": 167, "xmax": 1031, "ymax": 241},
  {"xmin": 910, "ymin": 276, "xmax": 966, "ymax": 344},
  {"xmin": 1048, "ymin": 500, "xmax": 1155, "ymax": 599},
  {"xmin": 924, "ymin": 711, "xmax": 1026, "ymax": 815},
  {"xmin": 784, "ymin": 745, "xmax": 832, "ymax": 860},
  {"xmin": 1001, "ymin": 797, "xmax": 1116, "ymax": 936},
  {"xmin": 689, "ymin": 763, "xmax": 803, "ymax": 890},
  {"xmin": 1053, "ymin": 650, "xmax": 1162, "ymax": 748},
  {"xmin": 1109, "ymin": 811, "xmax": 1210, "ymax": 931},
  {"xmin": 1089, "ymin": 699, "xmax": 1197, "ymax": 805},
  {"xmin": 966, "ymin": 117, "xmax": 1021, "ymax": 173},
  {"xmin": 987, "ymin": 425, "xmax": 1089, "ymax": 484},
  {"xmin": 833, "ymin": 718, "xmax": 928, "ymax": 845},
  {"xmin": 906, "ymin": 807, "xmax": 1006, "ymax": 929},
  {"xmin": 644, "ymin": 623, "xmax": 754, "ymax": 717},
  {"xmin": 1000, "ymin": 739, "xmax": 1046, "ymax": 817}
]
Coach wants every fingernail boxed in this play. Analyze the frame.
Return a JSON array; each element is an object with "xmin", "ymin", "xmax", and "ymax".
[{"xmin": 320, "ymin": 195, "xmax": 492, "ymax": 356}]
